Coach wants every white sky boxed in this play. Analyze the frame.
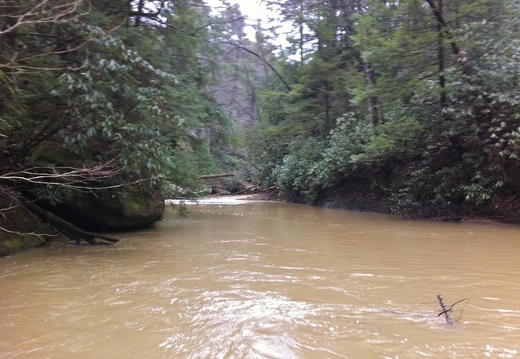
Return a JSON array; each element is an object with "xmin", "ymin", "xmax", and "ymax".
[
  {"xmin": 205, "ymin": 0, "xmax": 295, "ymax": 49},
  {"xmin": 236, "ymin": 0, "xmax": 268, "ymax": 21},
  {"xmin": 205, "ymin": 0, "xmax": 274, "ymax": 39},
  {"xmin": 206, "ymin": 0, "xmax": 269, "ymax": 21}
]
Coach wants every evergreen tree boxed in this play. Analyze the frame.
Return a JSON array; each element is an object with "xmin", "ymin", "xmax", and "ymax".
[
  {"xmin": 0, "ymin": 0, "xmax": 238, "ymax": 239},
  {"xmin": 251, "ymin": 0, "xmax": 520, "ymax": 216}
]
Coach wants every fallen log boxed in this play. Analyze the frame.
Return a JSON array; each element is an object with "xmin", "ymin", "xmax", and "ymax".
[
  {"xmin": 22, "ymin": 199, "xmax": 119, "ymax": 245},
  {"xmin": 200, "ymin": 173, "xmax": 235, "ymax": 179},
  {"xmin": 234, "ymin": 185, "xmax": 257, "ymax": 195}
]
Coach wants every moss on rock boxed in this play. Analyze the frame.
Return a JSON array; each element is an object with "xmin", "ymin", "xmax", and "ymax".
[
  {"xmin": 0, "ymin": 236, "xmax": 45, "ymax": 256},
  {"xmin": 46, "ymin": 186, "xmax": 165, "ymax": 231},
  {"xmin": 0, "ymin": 197, "xmax": 53, "ymax": 256}
]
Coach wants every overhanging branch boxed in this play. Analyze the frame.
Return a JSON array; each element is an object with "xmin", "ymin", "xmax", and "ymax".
[
  {"xmin": 0, "ymin": 160, "xmax": 153, "ymax": 191},
  {"xmin": 220, "ymin": 41, "xmax": 292, "ymax": 92}
]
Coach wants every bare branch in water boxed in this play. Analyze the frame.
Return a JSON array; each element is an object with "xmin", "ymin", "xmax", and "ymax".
[{"xmin": 437, "ymin": 295, "xmax": 470, "ymax": 324}]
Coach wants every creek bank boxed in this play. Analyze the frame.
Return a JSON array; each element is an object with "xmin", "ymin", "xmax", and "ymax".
[
  {"xmin": 313, "ymin": 184, "xmax": 520, "ymax": 225},
  {"xmin": 0, "ymin": 187, "xmax": 165, "ymax": 256},
  {"xmin": 280, "ymin": 189, "xmax": 520, "ymax": 225},
  {"xmin": 0, "ymin": 197, "xmax": 54, "ymax": 256}
]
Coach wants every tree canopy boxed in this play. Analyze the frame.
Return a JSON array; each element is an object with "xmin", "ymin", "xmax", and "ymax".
[
  {"xmin": 0, "ymin": 0, "xmax": 247, "ymax": 242},
  {"xmin": 248, "ymin": 0, "xmax": 520, "ymax": 218}
]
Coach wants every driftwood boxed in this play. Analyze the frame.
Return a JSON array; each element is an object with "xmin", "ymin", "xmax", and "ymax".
[
  {"xmin": 210, "ymin": 187, "xmax": 231, "ymax": 195},
  {"xmin": 200, "ymin": 173, "xmax": 258, "ymax": 197},
  {"xmin": 437, "ymin": 294, "xmax": 455, "ymax": 325},
  {"xmin": 22, "ymin": 199, "xmax": 119, "ymax": 245},
  {"xmin": 200, "ymin": 173, "xmax": 235, "ymax": 179},
  {"xmin": 234, "ymin": 185, "xmax": 257, "ymax": 195}
]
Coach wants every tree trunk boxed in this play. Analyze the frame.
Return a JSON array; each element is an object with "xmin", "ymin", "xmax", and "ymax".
[
  {"xmin": 134, "ymin": 0, "xmax": 145, "ymax": 27},
  {"xmin": 22, "ymin": 198, "xmax": 119, "ymax": 245},
  {"xmin": 436, "ymin": 0, "xmax": 448, "ymax": 115},
  {"xmin": 363, "ymin": 62, "xmax": 379, "ymax": 126}
]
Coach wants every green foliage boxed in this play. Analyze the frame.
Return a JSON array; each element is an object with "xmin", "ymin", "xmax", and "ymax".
[
  {"xmin": 0, "ymin": 236, "xmax": 43, "ymax": 256},
  {"xmin": 272, "ymin": 137, "xmax": 326, "ymax": 202},
  {"xmin": 0, "ymin": 0, "xmax": 239, "ymax": 207},
  {"xmin": 320, "ymin": 114, "xmax": 374, "ymax": 181},
  {"xmin": 351, "ymin": 114, "xmax": 428, "ymax": 166},
  {"xmin": 388, "ymin": 149, "xmax": 504, "ymax": 216},
  {"xmin": 254, "ymin": 0, "xmax": 520, "ymax": 219}
]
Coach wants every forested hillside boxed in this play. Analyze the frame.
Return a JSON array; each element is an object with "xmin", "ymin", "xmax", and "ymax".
[
  {"xmin": 245, "ymin": 0, "xmax": 520, "ymax": 221},
  {"xmin": 0, "ymin": 0, "xmax": 248, "ymax": 250},
  {"xmin": 1, "ymin": 0, "xmax": 520, "ymax": 252}
]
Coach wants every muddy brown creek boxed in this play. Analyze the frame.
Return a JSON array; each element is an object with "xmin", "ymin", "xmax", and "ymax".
[{"xmin": 1, "ymin": 199, "xmax": 520, "ymax": 358}]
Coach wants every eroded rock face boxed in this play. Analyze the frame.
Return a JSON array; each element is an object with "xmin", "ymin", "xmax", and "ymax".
[{"xmin": 50, "ymin": 187, "xmax": 165, "ymax": 231}]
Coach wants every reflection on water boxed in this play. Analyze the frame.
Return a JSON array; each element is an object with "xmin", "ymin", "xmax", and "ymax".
[{"xmin": 1, "ymin": 201, "xmax": 520, "ymax": 358}]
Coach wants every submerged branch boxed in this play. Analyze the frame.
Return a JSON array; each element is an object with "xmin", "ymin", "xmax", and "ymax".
[
  {"xmin": 437, "ymin": 294, "xmax": 469, "ymax": 325},
  {"xmin": 437, "ymin": 294, "xmax": 455, "ymax": 324}
]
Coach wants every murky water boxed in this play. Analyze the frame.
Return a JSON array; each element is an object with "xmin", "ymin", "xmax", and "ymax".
[{"xmin": 1, "ymin": 199, "xmax": 520, "ymax": 358}]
